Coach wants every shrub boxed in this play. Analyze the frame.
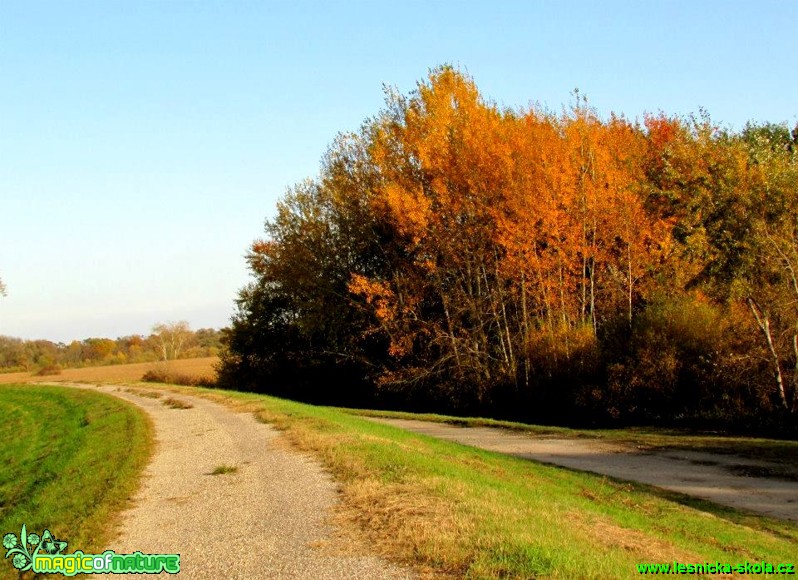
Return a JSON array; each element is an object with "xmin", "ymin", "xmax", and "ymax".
[
  {"xmin": 141, "ymin": 368, "xmax": 215, "ymax": 388},
  {"xmin": 34, "ymin": 364, "xmax": 62, "ymax": 376}
]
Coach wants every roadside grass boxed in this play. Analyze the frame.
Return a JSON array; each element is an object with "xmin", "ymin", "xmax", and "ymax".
[
  {"xmin": 351, "ymin": 409, "xmax": 798, "ymax": 480},
  {"xmin": 0, "ymin": 384, "xmax": 151, "ymax": 579},
  {"xmin": 151, "ymin": 386, "xmax": 798, "ymax": 579}
]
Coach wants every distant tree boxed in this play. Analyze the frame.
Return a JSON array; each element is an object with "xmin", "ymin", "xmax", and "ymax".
[
  {"xmin": 190, "ymin": 328, "xmax": 223, "ymax": 356},
  {"xmin": 82, "ymin": 338, "xmax": 117, "ymax": 362},
  {"xmin": 0, "ymin": 277, "xmax": 6, "ymax": 296},
  {"xmin": 152, "ymin": 321, "xmax": 194, "ymax": 361},
  {"xmin": 0, "ymin": 336, "xmax": 27, "ymax": 369}
]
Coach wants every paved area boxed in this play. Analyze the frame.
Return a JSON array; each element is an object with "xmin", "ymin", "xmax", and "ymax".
[{"xmin": 370, "ymin": 417, "xmax": 798, "ymax": 522}]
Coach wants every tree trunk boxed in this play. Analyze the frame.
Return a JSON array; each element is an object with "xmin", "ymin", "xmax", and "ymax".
[{"xmin": 748, "ymin": 298, "xmax": 789, "ymax": 410}]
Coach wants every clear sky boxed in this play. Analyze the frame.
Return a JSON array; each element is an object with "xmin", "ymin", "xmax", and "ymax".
[{"xmin": 1, "ymin": 0, "xmax": 796, "ymax": 343}]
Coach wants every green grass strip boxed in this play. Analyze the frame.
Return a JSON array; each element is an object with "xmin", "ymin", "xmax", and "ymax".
[{"xmin": 0, "ymin": 384, "xmax": 151, "ymax": 577}]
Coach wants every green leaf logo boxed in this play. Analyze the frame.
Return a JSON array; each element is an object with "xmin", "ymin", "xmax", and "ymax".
[{"xmin": 3, "ymin": 525, "xmax": 67, "ymax": 572}]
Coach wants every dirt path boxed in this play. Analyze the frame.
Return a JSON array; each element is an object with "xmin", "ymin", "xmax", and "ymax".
[
  {"xmin": 84, "ymin": 386, "xmax": 414, "ymax": 579},
  {"xmin": 370, "ymin": 418, "xmax": 798, "ymax": 522}
]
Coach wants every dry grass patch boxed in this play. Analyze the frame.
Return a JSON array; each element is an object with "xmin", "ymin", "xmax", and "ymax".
[
  {"xmin": 336, "ymin": 479, "xmax": 474, "ymax": 578},
  {"xmin": 0, "ymin": 370, "xmax": 34, "ymax": 384},
  {"xmin": 162, "ymin": 397, "xmax": 193, "ymax": 410},
  {"xmin": 573, "ymin": 513, "xmax": 701, "ymax": 563},
  {"xmin": 209, "ymin": 465, "xmax": 238, "ymax": 475},
  {"xmin": 125, "ymin": 388, "xmax": 162, "ymax": 399}
]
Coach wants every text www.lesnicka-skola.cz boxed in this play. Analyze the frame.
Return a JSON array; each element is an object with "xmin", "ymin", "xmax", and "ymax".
[{"xmin": 637, "ymin": 561, "xmax": 795, "ymax": 575}]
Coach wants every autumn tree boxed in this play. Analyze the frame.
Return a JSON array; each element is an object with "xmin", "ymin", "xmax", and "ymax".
[
  {"xmin": 362, "ymin": 67, "xmax": 522, "ymax": 402},
  {"xmin": 218, "ymin": 142, "xmax": 389, "ymax": 402},
  {"xmin": 730, "ymin": 124, "xmax": 798, "ymax": 414},
  {"xmin": 220, "ymin": 66, "xmax": 798, "ymax": 432},
  {"xmin": 152, "ymin": 321, "xmax": 194, "ymax": 361}
]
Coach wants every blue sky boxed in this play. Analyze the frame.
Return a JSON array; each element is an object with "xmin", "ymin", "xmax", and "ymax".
[{"xmin": 1, "ymin": 1, "xmax": 796, "ymax": 342}]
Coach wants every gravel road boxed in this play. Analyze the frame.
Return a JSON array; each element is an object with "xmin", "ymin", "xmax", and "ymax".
[
  {"xmin": 87, "ymin": 386, "xmax": 415, "ymax": 579},
  {"xmin": 370, "ymin": 417, "xmax": 798, "ymax": 522}
]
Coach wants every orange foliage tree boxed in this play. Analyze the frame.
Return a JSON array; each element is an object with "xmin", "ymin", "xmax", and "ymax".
[{"xmin": 221, "ymin": 66, "xmax": 798, "ymax": 431}]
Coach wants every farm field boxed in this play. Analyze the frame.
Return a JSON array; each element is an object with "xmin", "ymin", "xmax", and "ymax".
[
  {"xmin": 0, "ymin": 356, "xmax": 219, "ymax": 385},
  {"xmin": 0, "ymin": 384, "xmax": 151, "ymax": 579}
]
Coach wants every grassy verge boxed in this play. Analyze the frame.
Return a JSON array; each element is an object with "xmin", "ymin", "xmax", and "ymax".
[
  {"xmin": 140, "ymin": 385, "xmax": 797, "ymax": 579},
  {"xmin": 0, "ymin": 384, "xmax": 151, "ymax": 579}
]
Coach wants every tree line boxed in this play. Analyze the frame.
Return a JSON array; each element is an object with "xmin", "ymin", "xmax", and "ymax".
[
  {"xmin": 0, "ymin": 323, "xmax": 223, "ymax": 373},
  {"xmin": 219, "ymin": 66, "xmax": 798, "ymax": 434}
]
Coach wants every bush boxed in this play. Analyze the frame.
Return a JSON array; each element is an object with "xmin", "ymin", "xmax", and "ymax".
[
  {"xmin": 34, "ymin": 364, "xmax": 62, "ymax": 376},
  {"xmin": 141, "ymin": 368, "xmax": 216, "ymax": 388},
  {"xmin": 602, "ymin": 297, "xmax": 723, "ymax": 421},
  {"xmin": 575, "ymin": 295, "xmax": 780, "ymax": 429}
]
